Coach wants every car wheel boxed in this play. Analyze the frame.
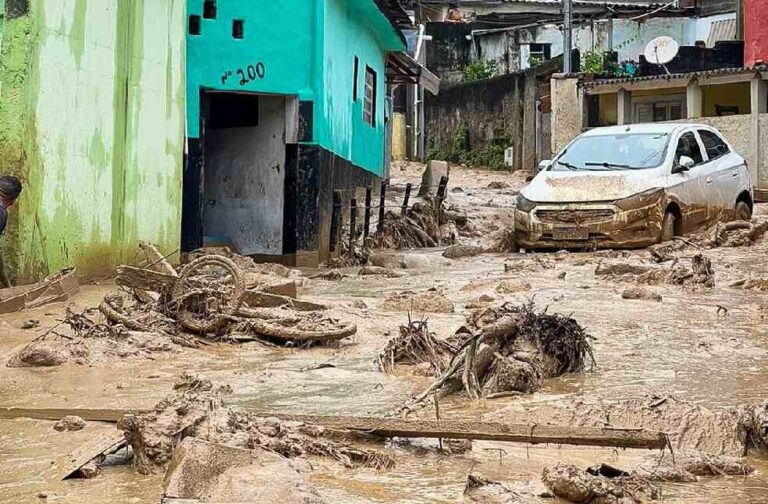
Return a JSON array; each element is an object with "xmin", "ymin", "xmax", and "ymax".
[
  {"xmin": 734, "ymin": 201, "xmax": 752, "ymax": 221},
  {"xmin": 660, "ymin": 211, "xmax": 677, "ymax": 242}
]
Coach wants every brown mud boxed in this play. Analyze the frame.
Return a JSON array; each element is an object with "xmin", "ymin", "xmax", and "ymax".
[{"xmin": 2, "ymin": 163, "xmax": 768, "ymax": 503}]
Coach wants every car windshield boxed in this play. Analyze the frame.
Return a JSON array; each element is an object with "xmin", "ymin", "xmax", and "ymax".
[{"xmin": 552, "ymin": 132, "xmax": 670, "ymax": 171}]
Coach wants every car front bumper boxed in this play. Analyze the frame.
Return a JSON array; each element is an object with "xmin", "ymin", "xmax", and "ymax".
[{"xmin": 514, "ymin": 200, "xmax": 664, "ymax": 250}]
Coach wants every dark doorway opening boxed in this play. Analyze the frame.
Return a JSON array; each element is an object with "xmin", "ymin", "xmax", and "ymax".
[{"xmin": 182, "ymin": 91, "xmax": 287, "ymax": 257}]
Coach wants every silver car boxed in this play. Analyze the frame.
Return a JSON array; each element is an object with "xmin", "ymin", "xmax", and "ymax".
[{"xmin": 515, "ymin": 123, "xmax": 753, "ymax": 249}]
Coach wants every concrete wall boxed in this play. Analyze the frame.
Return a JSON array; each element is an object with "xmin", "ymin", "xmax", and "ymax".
[
  {"xmin": 550, "ymin": 76, "xmax": 583, "ymax": 155},
  {"xmin": 423, "ymin": 62, "xmax": 558, "ymax": 171},
  {"xmin": 0, "ymin": 0, "xmax": 186, "ymax": 281},
  {"xmin": 203, "ymin": 96, "xmax": 286, "ymax": 255}
]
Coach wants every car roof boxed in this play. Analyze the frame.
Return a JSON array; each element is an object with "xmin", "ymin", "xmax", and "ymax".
[{"xmin": 580, "ymin": 123, "xmax": 711, "ymax": 137}]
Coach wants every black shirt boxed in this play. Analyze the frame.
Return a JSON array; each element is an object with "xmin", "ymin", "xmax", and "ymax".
[{"xmin": 0, "ymin": 205, "xmax": 7, "ymax": 236}]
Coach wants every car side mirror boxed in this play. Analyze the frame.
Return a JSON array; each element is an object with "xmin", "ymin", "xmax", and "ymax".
[
  {"xmin": 537, "ymin": 160, "xmax": 551, "ymax": 172},
  {"xmin": 673, "ymin": 156, "xmax": 694, "ymax": 174}
]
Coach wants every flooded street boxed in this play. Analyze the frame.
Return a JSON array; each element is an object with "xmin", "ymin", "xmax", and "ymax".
[{"xmin": 2, "ymin": 164, "xmax": 768, "ymax": 503}]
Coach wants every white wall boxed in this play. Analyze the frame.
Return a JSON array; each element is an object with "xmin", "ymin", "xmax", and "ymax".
[{"xmin": 203, "ymin": 96, "xmax": 286, "ymax": 256}]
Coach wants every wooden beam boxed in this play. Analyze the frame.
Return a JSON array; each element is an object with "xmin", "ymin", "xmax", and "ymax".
[
  {"xmin": 271, "ymin": 414, "xmax": 667, "ymax": 450},
  {"xmin": 115, "ymin": 265, "xmax": 177, "ymax": 292},
  {"xmin": 1, "ymin": 408, "xmax": 668, "ymax": 450}
]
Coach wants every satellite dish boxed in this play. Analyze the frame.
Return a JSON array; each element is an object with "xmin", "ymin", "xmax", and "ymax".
[{"xmin": 644, "ymin": 36, "xmax": 679, "ymax": 65}]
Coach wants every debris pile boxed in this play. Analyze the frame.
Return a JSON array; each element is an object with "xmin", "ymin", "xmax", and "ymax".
[
  {"xmin": 371, "ymin": 197, "xmax": 443, "ymax": 249},
  {"xmin": 398, "ymin": 303, "xmax": 594, "ymax": 408},
  {"xmin": 464, "ymin": 475, "xmax": 541, "ymax": 504},
  {"xmin": 9, "ymin": 246, "xmax": 357, "ymax": 367},
  {"xmin": 595, "ymin": 254, "xmax": 715, "ymax": 288},
  {"xmin": 117, "ymin": 373, "xmax": 394, "ymax": 477},
  {"xmin": 377, "ymin": 319, "xmax": 456, "ymax": 376},
  {"xmin": 709, "ymin": 220, "xmax": 768, "ymax": 248},
  {"xmin": 543, "ymin": 463, "xmax": 661, "ymax": 503},
  {"xmin": 514, "ymin": 395, "xmax": 768, "ymax": 457},
  {"xmin": 381, "ymin": 290, "xmax": 455, "ymax": 313}
]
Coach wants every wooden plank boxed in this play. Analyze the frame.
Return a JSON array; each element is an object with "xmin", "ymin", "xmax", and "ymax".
[
  {"xmin": 50, "ymin": 429, "xmax": 126, "ymax": 480},
  {"xmin": 139, "ymin": 241, "xmax": 178, "ymax": 277},
  {"xmin": 116, "ymin": 265, "xmax": 177, "ymax": 292},
  {"xmin": 1, "ymin": 408, "xmax": 667, "ymax": 450},
  {"xmin": 0, "ymin": 407, "xmax": 141, "ymax": 422},
  {"xmin": 270, "ymin": 414, "xmax": 667, "ymax": 450}
]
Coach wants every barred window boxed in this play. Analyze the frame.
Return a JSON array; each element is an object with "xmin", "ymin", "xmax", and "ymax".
[{"xmin": 363, "ymin": 66, "xmax": 376, "ymax": 126}]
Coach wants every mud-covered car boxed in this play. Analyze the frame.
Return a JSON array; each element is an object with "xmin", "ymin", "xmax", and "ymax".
[{"xmin": 515, "ymin": 123, "xmax": 753, "ymax": 249}]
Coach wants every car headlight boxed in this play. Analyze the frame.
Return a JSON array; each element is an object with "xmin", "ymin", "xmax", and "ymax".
[
  {"xmin": 615, "ymin": 188, "xmax": 664, "ymax": 211},
  {"xmin": 516, "ymin": 195, "xmax": 537, "ymax": 212}
]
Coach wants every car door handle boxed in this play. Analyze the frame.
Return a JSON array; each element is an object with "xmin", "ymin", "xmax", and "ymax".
[
  {"xmin": 732, "ymin": 170, "xmax": 739, "ymax": 177},
  {"xmin": 705, "ymin": 176, "xmax": 714, "ymax": 184}
]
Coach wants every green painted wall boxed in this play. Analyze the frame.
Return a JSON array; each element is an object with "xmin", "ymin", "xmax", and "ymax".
[
  {"xmin": 186, "ymin": 0, "xmax": 404, "ymax": 175},
  {"xmin": 0, "ymin": 0, "xmax": 186, "ymax": 282},
  {"xmin": 186, "ymin": 0, "xmax": 316, "ymax": 139}
]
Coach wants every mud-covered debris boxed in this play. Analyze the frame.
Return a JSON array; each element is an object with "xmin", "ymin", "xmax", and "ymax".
[
  {"xmin": 358, "ymin": 266, "xmax": 403, "ymax": 278},
  {"xmin": 464, "ymin": 475, "xmax": 542, "ymax": 504},
  {"xmin": 381, "ymin": 290, "xmax": 454, "ymax": 313},
  {"xmin": 466, "ymin": 294, "xmax": 497, "ymax": 309},
  {"xmin": 621, "ymin": 287, "xmax": 662, "ymax": 302},
  {"xmin": 21, "ymin": 320, "xmax": 40, "ymax": 329},
  {"xmin": 648, "ymin": 240, "xmax": 688, "ymax": 263},
  {"xmin": 596, "ymin": 255, "xmax": 715, "ymax": 288},
  {"xmin": 514, "ymin": 395, "xmax": 768, "ymax": 457},
  {"xmin": 487, "ymin": 181, "xmax": 510, "ymax": 190},
  {"xmin": 729, "ymin": 277, "xmax": 768, "ymax": 291},
  {"xmin": 118, "ymin": 373, "xmax": 395, "ymax": 476},
  {"xmin": 311, "ymin": 269, "xmax": 347, "ymax": 281},
  {"xmin": 371, "ymin": 197, "xmax": 446, "ymax": 249},
  {"xmin": 635, "ymin": 451, "xmax": 753, "ymax": 482},
  {"xmin": 377, "ymin": 319, "xmax": 456, "ymax": 375},
  {"xmin": 443, "ymin": 243, "xmax": 485, "ymax": 259},
  {"xmin": 400, "ymin": 303, "xmax": 594, "ymax": 408},
  {"xmin": 164, "ymin": 437, "xmax": 327, "ymax": 504},
  {"xmin": 711, "ymin": 220, "xmax": 768, "ymax": 247},
  {"xmin": 54, "ymin": 415, "xmax": 86, "ymax": 432},
  {"xmin": 8, "ymin": 345, "xmax": 68, "ymax": 367},
  {"xmin": 542, "ymin": 463, "xmax": 660, "ymax": 503},
  {"xmin": 495, "ymin": 280, "xmax": 532, "ymax": 294}
]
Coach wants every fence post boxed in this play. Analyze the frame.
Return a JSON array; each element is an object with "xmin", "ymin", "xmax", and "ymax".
[
  {"xmin": 349, "ymin": 198, "xmax": 358, "ymax": 256},
  {"xmin": 436, "ymin": 175, "xmax": 449, "ymax": 225},
  {"xmin": 378, "ymin": 179, "xmax": 388, "ymax": 231},
  {"xmin": 330, "ymin": 190, "xmax": 342, "ymax": 252},
  {"xmin": 401, "ymin": 183, "xmax": 412, "ymax": 217},
  {"xmin": 364, "ymin": 187, "xmax": 372, "ymax": 239}
]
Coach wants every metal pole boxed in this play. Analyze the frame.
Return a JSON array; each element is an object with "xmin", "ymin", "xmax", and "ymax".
[
  {"xmin": 436, "ymin": 175, "xmax": 449, "ymax": 226},
  {"xmin": 364, "ymin": 187, "xmax": 372, "ymax": 239},
  {"xmin": 378, "ymin": 180, "xmax": 388, "ymax": 231},
  {"xmin": 349, "ymin": 198, "xmax": 358, "ymax": 256},
  {"xmin": 401, "ymin": 183, "xmax": 412, "ymax": 216},
  {"xmin": 563, "ymin": 0, "xmax": 573, "ymax": 74}
]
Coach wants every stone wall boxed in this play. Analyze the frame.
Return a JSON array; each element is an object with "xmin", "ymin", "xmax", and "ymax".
[{"xmin": 423, "ymin": 60, "xmax": 560, "ymax": 171}]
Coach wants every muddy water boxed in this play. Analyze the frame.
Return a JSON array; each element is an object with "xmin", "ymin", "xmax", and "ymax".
[{"xmin": 2, "ymin": 165, "xmax": 768, "ymax": 502}]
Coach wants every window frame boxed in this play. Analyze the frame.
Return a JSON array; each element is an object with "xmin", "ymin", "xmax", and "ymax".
[
  {"xmin": 673, "ymin": 130, "xmax": 706, "ymax": 168},
  {"xmin": 697, "ymin": 129, "xmax": 730, "ymax": 162},
  {"xmin": 353, "ymin": 56, "xmax": 360, "ymax": 102},
  {"xmin": 363, "ymin": 66, "xmax": 377, "ymax": 127}
]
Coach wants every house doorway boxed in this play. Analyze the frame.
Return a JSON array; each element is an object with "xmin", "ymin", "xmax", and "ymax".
[{"xmin": 183, "ymin": 91, "xmax": 287, "ymax": 257}]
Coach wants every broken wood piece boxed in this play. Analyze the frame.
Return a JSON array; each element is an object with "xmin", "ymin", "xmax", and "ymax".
[
  {"xmin": 0, "ymin": 268, "xmax": 79, "ymax": 314},
  {"xmin": 139, "ymin": 241, "xmax": 179, "ymax": 277},
  {"xmin": 51, "ymin": 429, "xmax": 126, "ymax": 480},
  {"xmin": 116, "ymin": 266, "xmax": 177, "ymax": 292},
  {"xmin": 269, "ymin": 414, "xmax": 668, "ymax": 450}
]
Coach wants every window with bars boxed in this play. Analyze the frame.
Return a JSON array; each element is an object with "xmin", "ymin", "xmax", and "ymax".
[{"xmin": 363, "ymin": 66, "xmax": 376, "ymax": 126}]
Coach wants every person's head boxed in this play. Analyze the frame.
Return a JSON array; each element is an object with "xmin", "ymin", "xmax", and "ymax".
[{"xmin": 0, "ymin": 176, "xmax": 23, "ymax": 207}]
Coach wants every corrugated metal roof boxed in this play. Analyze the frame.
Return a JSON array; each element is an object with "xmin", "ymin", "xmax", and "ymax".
[{"xmin": 583, "ymin": 67, "xmax": 755, "ymax": 87}]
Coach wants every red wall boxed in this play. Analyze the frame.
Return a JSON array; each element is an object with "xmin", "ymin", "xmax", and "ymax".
[{"xmin": 745, "ymin": 0, "xmax": 768, "ymax": 67}]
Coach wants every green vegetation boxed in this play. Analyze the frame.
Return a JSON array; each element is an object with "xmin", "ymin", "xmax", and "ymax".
[
  {"xmin": 426, "ymin": 124, "xmax": 509, "ymax": 170},
  {"xmin": 582, "ymin": 50, "xmax": 604, "ymax": 74},
  {"xmin": 462, "ymin": 59, "xmax": 498, "ymax": 82}
]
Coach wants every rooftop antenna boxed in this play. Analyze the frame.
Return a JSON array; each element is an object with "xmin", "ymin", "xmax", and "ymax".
[{"xmin": 644, "ymin": 36, "xmax": 679, "ymax": 75}]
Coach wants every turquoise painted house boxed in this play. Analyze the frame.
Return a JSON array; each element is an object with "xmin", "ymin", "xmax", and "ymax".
[{"xmin": 183, "ymin": 0, "xmax": 414, "ymax": 265}]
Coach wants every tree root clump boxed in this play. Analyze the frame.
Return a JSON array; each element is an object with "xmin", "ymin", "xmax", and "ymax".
[
  {"xmin": 400, "ymin": 302, "xmax": 595, "ymax": 409},
  {"xmin": 596, "ymin": 254, "xmax": 715, "ymax": 288},
  {"xmin": 118, "ymin": 373, "xmax": 396, "ymax": 476},
  {"xmin": 376, "ymin": 319, "xmax": 457, "ymax": 375},
  {"xmin": 371, "ymin": 197, "xmax": 443, "ymax": 249}
]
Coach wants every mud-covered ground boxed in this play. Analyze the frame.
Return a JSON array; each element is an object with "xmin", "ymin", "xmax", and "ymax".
[{"xmin": 2, "ymin": 163, "xmax": 768, "ymax": 503}]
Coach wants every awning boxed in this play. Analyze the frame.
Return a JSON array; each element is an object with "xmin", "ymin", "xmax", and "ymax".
[{"xmin": 386, "ymin": 52, "xmax": 441, "ymax": 95}]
